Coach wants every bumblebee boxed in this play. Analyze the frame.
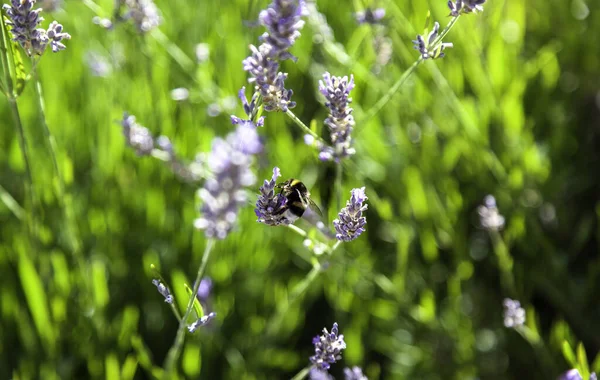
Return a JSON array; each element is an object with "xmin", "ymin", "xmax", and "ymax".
[{"xmin": 275, "ymin": 179, "xmax": 323, "ymax": 222}]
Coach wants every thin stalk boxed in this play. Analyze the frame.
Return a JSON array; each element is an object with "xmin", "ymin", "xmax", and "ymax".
[
  {"xmin": 32, "ymin": 71, "xmax": 81, "ymax": 255},
  {"xmin": 0, "ymin": 18, "xmax": 36, "ymax": 229},
  {"xmin": 8, "ymin": 97, "xmax": 36, "ymax": 215},
  {"xmin": 290, "ymin": 366, "xmax": 311, "ymax": 380},
  {"xmin": 0, "ymin": 183, "xmax": 25, "ymax": 220},
  {"xmin": 285, "ymin": 109, "xmax": 323, "ymax": 143},
  {"xmin": 287, "ymin": 224, "xmax": 308, "ymax": 238},
  {"xmin": 357, "ymin": 15, "xmax": 461, "ymax": 127},
  {"xmin": 163, "ymin": 239, "xmax": 216, "ymax": 376},
  {"xmin": 335, "ymin": 163, "xmax": 342, "ymax": 213},
  {"xmin": 357, "ymin": 58, "xmax": 422, "ymax": 126},
  {"xmin": 266, "ymin": 263, "xmax": 321, "ymax": 337}
]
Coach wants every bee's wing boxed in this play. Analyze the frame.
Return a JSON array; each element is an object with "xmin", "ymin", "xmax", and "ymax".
[{"xmin": 308, "ymin": 198, "xmax": 323, "ymax": 217}]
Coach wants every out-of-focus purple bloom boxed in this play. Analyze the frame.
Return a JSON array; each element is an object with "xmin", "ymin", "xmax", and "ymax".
[
  {"xmin": 354, "ymin": 8, "xmax": 385, "ymax": 25},
  {"xmin": 334, "ymin": 187, "xmax": 368, "ymax": 242},
  {"xmin": 258, "ymin": 0, "xmax": 308, "ymax": 61},
  {"xmin": 123, "ymin": 0, "xmax": 161, "ymax": 33},
  {"xmin": 170, "ymin": 87, "xmax": 189, "ymax": 101},
  {"xmin": 344, "ymin": 366, "xmax": 368, "ymax": 380},
  {"xmin": 503, "ymin": 298, "xmax": 525, "ymax": 328},
  {"xmin": 121, "ymin": 112, "xmax": 155, "ymax": 155},
  {"xmin": 86, "ymin": 51, "xmax": 112, "ymax": 77},
  {"xmin": 310, "ymin": 322, "xmax": 346, "ymax": 371},
  {"xmin": 255, "ymin": 167, "xmax": 292, "ymax": 226},
  {"xmin": 478, "ymin": 195, "xmax": 505, "ymax": 231},
  {"xmin": 3, "ymin": 0, "xmax": 71, "ymax": 56},
  {"xmin": 152, "ymin": 279, "xmax": 173, "ymax": 304},
  {"xmin": 187, "ymin": 311, "xmax": 216, "ymax": 333},
  {"xmin": 448, "ymin": 0, "xmax": 486, "ymax": 16},
  {"xmin": 315, "ymin": 72, "xmax": 356, "ymax": 162},
  {"xmin": 309, "ymin": 368, "xmax": 334, "ymax": 380},
  {"xmin": 412, "ymin": 21, "xmax": 452, "ymax": 60},
  {"xmin": 194, "ymin": 121, "xmax": 262, "ymax": 239},
  {"xmin": 559, "ymin": 369, "xmax": 583, "ymax": 380},
  {"xmin": 197, "ymin": 277, "xmax": 213, "ymax": 301}
]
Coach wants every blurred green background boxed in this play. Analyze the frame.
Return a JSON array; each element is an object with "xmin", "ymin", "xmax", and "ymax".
[{"xmin": 1, "ymin": 0, "xmax": 600, "ymax": 379}]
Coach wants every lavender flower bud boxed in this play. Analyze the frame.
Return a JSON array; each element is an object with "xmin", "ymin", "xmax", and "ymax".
[
  {"xmin": 354, "ymin": 8, "xmax": 386, "ymax": 25},
  {"xmin": 317, "ymin": 72, "xmax": 356, "ymax": 162},
  {"xmin": 344, "ymin": 366, "xmax": 368, "ymax": 380},
  {"xmin": 152, "ymin": 279, "xmax": 173, "ymax": 304},
  {"xmin": 45, "ymin": 20, "xmax": 70, "ymax": 52},
  {"xmin": 334, "ymin": 187, "xmax": 368, "ymax": 242},
  {"xmin": 194, "ymin": 122, "xmax": 262, "ymax": 239},
  {"xmin": 310, "ymin": 322, "xmax": 346, "ymax": 371},
  {"xmin": 242, "ymin": 43, "xmax": 296, "ymax": 112},
  {"xmin": 121, "ymin": 112, "xmax": 155, "ymax": 155},
  {"xmin": 478, "ymin": 195, "xmax": 505, "ymax": 231},
  {"xmin": 187, "ymin": 312, "xmax": 216, "ymax": 333},
  {"xmin": 412, "ymin": 21, "xmax": 453, "ymax": 60},
  {"xmin": 258, "ymin": 0, "xmax": 308, "ymax": 61},
  {"xmin": 124, "ymin": 0, "xmax": 161, "ymax": 33},
  {"xmin": 255, "ymin": 167, "xmax": 292, "ymax": 226},
  {"xmin": 3, "ymin": 0, "xmax": 70, "ymax": 56},
  {"xmin": 231, "ymin": 87, "xmax": 265, "ymax": 127},
  {"xmin": 503, "ymin": 298, "xmax": 525, "ymax": 328},
  {"xmin": 448, "ymin": 0, "xmax": 486, "ymax": 16}
]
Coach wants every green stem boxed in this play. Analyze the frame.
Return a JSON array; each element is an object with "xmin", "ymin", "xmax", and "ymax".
[
  {"xmin": 329, "ymin": 240, "xmax": 342, "ymax": 254},
  {"xmin": 266, "ymin": 263, "xmax": 321, "ymax": 337},
  {"xmin": 358, "ymin": 58, "xmax": 422, "ymax": 125},
  {"xmin": 163, "ymin": 239, "xmax": 215, "ymax": 376},
  {"xmin": 335, "ymin": 163, "xmax": 342, "ymax": 213},
  {"xmin": 8, "ymin": 98, "xmax": 36, "ymax": 216},
  {"xmin": 285, "ymin": 109, "xmax": 323, "ymax": 143},
  {"xmin": 357, "ymin": 15, "xmax": 461, "ymax": 127},
  {"xmin": 290, "ymin": 366, "xmax": 311, "ymax": 380},
  {"xmin": 0, "ymin": 183, "xmax": 25, "ymax": 220},
  {"xmin": 490, "ymin": 230, "xmax": 515, "ymax": 296},
  {"xmin": 287, "ymin": 224, "xmax": 308, "ymax": 238},
  {"xmin": 32, "ymin": 71, "xmax": 82, "ymax": 255}
]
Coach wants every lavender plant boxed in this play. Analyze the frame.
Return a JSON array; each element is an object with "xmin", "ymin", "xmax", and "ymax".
[
  {"xmin": 334, "ymin": 187, "xmax": 368, "ymax": 242},
  {"xmin": 3, "ymin": 0, "xmax": 71, "ymax": 56}
]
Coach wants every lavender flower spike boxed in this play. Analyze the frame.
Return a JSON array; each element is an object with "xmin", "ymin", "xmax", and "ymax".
[
  {"xmin": 124, "ymin": 0, "xmax": 161, "ymax": 33},
  {"xmin": 503, "ymin": 298, "xmax": 525, "ymax": 328},
  {"xmin": 121, "ymin": 112, "xmax": 155, "ymax": 155},
  {"xmin": 255, "ymin": 167, "xmax": 292, "ymax": 226},
  {"xmin": 259, "ymin": 0, "xmax": 308, "ymax": 61},
  {"xmin": 243, "ymin": 44, "xmax": 296, "ymax": 112},
  {"xmin": 3, "ymin": 0, "xmax": 71, "ymax": 56},
  {"xmin": 334, "ymin": 187, "xmax": 368, "ymax": 242},
  {"xmin": 310, "ymin": 322, "xmax": 346, "ymax": 371},
  {"xmin": 448, "ymin": 0, "xmax": 486, "ymax": 16},
  {"xmin": 152, "ymin": 279, "xmax": 173, "ymax": 304},
  {"xmin": 315, "ymin": 72, "xmax": 356, "ymax": 162},
  {"xmin": 188, "ymin": 311, "xmax": 216, "ymax": 333},
  {"xmin": 412, "ymin": 22, "xmax": 453, "ymax": 60},
  {"xmin": 194, "ymin": 121, "xmax": 262, "ymax": 239}
]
